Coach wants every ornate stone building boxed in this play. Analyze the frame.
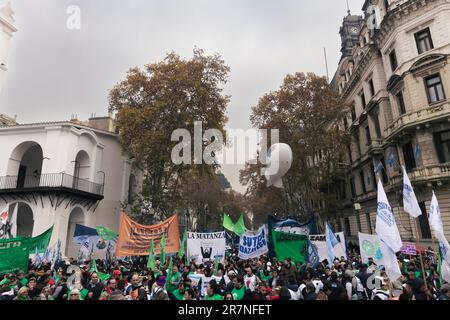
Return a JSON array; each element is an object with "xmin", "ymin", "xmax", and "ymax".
[{"xmin": 332, "ymin": 0, "xmax": 450, "ymax": 245}]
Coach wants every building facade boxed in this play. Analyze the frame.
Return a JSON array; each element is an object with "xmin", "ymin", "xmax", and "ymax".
[
  {"xmin": 0, "ymin": 117, "xmax": 141, "ymax": 258},
  {"xmin": 332, "ymin": 0, "xmax": 450, "ymax": 246}
]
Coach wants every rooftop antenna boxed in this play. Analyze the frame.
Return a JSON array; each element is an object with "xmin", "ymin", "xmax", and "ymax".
[
  {"xmin": 346, "ymin": 0, "xmax": 351, "ymax": 15},
  {"xmin": 324, "ymin": 47, "xmax": 330, "ymax": 83}
]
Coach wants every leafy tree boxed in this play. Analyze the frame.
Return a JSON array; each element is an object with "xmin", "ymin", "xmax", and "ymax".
[{"xmin": 109, "ymin": 48, "xmax": 230, "ymax": 223}]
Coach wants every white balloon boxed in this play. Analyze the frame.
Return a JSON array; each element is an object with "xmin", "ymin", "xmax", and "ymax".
[{"xmin": 264, "ymin": 143, "xmax": 292, "ymax": 188}]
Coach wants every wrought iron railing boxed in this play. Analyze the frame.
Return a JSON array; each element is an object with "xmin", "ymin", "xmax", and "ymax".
[{"xmin": 0, "ymin": 172, "xmax": 104, "ymax": 196}]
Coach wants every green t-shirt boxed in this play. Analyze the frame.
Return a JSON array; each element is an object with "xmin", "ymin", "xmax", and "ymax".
[
  {"xmin": 172, "ymin": 289, "xmax": 185, "ymax": 300},
  {"xmin": 205, "ymin": 293, "xmax": 223, "ymax": 301},
  {"xmin": 167, "ymin": 272, "xmax": 181, "ymax": 293},
  {"xmin": 232, "ymin": 286, "xmax": 245, "ymax": 300},
  {"xmin": 20, "ymin": 278, "xmax": 28, "ymax": 286},
  {"xmin": 259, "ymin": 270, "xmax": 271, "ymax": 282}
]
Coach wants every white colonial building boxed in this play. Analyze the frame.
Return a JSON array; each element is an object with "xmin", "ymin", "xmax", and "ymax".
[
  {"xmin": 0, "ymin": 3, "xmax": 141, "ymax": 258},
  {"xmin": 0, "ymin": 117, "xmax": 141, "ymax": 258}
]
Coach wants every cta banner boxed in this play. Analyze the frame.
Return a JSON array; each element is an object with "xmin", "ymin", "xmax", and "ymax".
[
  {"xmin": 0, "ymin": 237, "xmax": 31, "ymax": 274},
  {"xmin": 115, "ymin": 214, "xmax": 180, "ymax": 257},
  {"xmin": 187, "ymin": 231, "xmax": 226, "ymax": 263},
  {"xmin": 238, "ymin": 226, "xmax": 269, "ymax": 260},
  {"xmin": 309, "ymin": 232, "xmax": 348, "ymax": 262}
]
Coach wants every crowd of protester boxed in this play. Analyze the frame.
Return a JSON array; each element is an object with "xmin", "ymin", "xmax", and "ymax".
[{"xmin": 1, "ymin": 244, "xmax": 449, "ymax": 301}]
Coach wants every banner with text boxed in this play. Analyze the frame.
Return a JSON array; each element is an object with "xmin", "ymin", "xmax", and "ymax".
[
  {"xmin": 187, "ymin": 231, "xmax": 226, "ymax": 263},
  {"xmin": 116, "ymin": 214, "xmax": 180, "ymax": 257},
  {"xmin": 309, "ymin": 232, "xmax": 348, "ymax": 262},
  {"xmin": 0, "ymin": 237, "xmax": 31, "ymax": 274},
  {"xmin": 238, "ymin": 226, "xmax": 269, "ymax": 260}
]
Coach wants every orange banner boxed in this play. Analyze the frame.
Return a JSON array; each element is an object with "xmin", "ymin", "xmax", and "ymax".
[{"xmin": 115, "ymin": 213, "xmax": 180, "ymax": 257}]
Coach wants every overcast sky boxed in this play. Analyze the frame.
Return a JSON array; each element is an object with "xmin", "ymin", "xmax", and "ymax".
[{"xmin": 0, "ymin": 0, "xmax": 365, "ymax": 192}]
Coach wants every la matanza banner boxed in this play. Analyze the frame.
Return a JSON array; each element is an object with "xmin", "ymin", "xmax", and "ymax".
[{"xmin": 115, "ymin": 213, "xmax": 180, "ymax": 257}]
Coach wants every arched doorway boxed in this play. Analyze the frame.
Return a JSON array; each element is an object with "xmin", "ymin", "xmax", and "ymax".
[
  {"xmin": 12, "ymin": 202, "xmax": 34, "ymax": 237},
  {"xmin": 65, "ymin": 207, "xmax": 85, "ymax": 258},
  {"xmin": 73, "ymin": 151, "xmax": 90, "ymax": 192},
  {"xmin": 7, "ymin": 141, "xmax": 43, "ymax": 188}
]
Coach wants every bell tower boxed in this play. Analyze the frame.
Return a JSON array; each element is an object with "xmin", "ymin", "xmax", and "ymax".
[
  {"xmin": 0, "ymin": 2, "xmax": 17, "ymax": 95},
  {"xmin": 339, "ymin": 12, "xmax": 363, "ymax": 59}
]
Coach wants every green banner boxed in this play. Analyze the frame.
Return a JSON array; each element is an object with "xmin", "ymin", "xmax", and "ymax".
[
  {"xmin": 96, "ymin": 226, "xmax": 118, "ymax": 241},
  {"xmin": 271, "ymin": 230, "xmax": 308, "ymax": 263},
  {"xmin": 0, "ymin": 237, "xmax": 32, "ymax": 274},
  {"xmin": 29, "ymin": 226, "xmax": 53, "ymax": 253}
]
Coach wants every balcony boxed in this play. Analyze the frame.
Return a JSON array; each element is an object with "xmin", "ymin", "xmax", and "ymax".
[
  {"xmin": 0, "ymin": 172, "xmax": 104, "ymax": 201},
  {"xmin": 385, "ymin": 100, "xmax": 450, "ymax": 141},
  {"xmin": 389, "ymin": 162, "xmax": 450, "ymax": 187},
  {"xmin": 367, "ymin": 138, "xmax": 383, "ymax": 155}
]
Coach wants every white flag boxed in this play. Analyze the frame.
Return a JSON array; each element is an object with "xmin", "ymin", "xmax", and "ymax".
[
  {"xmin": 9, "ymin": 203, "xmax": 17, "ymax": 238},
  {"xmin": 429, "ymin": 192, "xmax": 450, "ymax": 265},
  {"xmin": 429, "ymin": 191, "xmax": 445, "ymax": 239},
  {"xmin": 402, "ymin": 167, "xmax": 422, "ymax": 218},
  {"xmin": 0, "ymin": 205, "xmax": 9, "ymax": 225},
  {"xmin": 376, "ymin": 179, "xmax": 403, "ymax": 253},
  {"xmin": 441, "ymin": 259, "xmax": 450, "ymax": 284},
  {"xmin": 379, "ymin": 238, "xmax": 402, "ymax": 282}
]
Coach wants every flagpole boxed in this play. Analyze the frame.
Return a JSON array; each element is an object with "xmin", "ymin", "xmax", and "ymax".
[{"xmin": 418, "ymin": 250, "xmax": 427, "ymax": 284}]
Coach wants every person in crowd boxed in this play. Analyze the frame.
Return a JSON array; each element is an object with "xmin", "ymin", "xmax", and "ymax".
[
  {"xmin": 172, "ymin": 281, "xmax": 186, "ymax": 300},
  {"xmin": 14, "ymin": 286, "xmax": 30, "ymax": 300},
  {"xmin": 125, "ymin": 273, "xmax": 148, "ymax": 300},
  {"xmin": 68, "ymin": 288, "xmax": 81, "ymax": 300},
  {"xmin": 150, "ymin": 275, "xmax": 169, "ymax": 300},
  {"xmin": 204, "ymin": 280, "xmax": 223, "ymax": 300},
  {"xmin": 85, "ymin": 272, "xmax": 104, "ymax": 300}
]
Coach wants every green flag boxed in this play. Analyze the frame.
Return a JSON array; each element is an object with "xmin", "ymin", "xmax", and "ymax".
[
  {"xmin": 223, "ymin": 213, "xmax": 235, "ymax": 233},
  {"xmin": 89, "ymin": 259, "xmax": 98, "ymax": 273},
  {"xmin": 147, "ymin": 240, "xmax": 155, "ymax": 270},
  {"xmin": 97, "ymin": 272, "xmax": 110, "ymax": 282},
  {"xmin": 28, "ymin": 226, "xmax": 53, "ymax": 253},
  {"xmin": 438, "ymin": 247, "xmax": 443, "ymax": 288},
  {"xmin": 178, "ymin": 230, "xmax": 187, "ymax": 259},
  {"xmin": 271, "ymin": 230, "xmax": 308, "ymax": 263},
  {"xmin": 160, "ymin": 232, "xmax": 166, "ymax": 265},
  {"xmin": 95, "ymin": 226, "xmax": 118, "ymax": 241},
  {"xmin": 233, "ymin": 214, "xmax": 246, "ymax": 237},
  {"xmin": 0, "ymin": 237, "xmax": 32, "ymax": 274}
]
